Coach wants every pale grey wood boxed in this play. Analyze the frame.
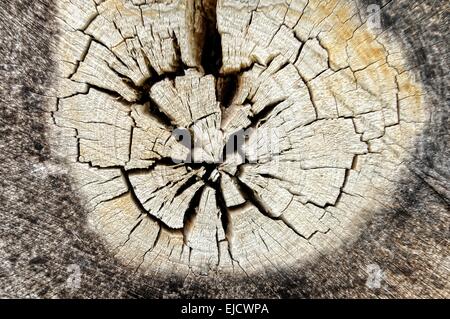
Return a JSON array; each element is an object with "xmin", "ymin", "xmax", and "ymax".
[{"xmin": 0, "ymin": 0, "xmax": 448, "ymax": 298}]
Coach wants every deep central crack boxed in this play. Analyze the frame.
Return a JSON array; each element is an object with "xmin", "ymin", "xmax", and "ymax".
[{"xmin": 103, "ymin": 0, "xmax": 247, "ymax": 242}]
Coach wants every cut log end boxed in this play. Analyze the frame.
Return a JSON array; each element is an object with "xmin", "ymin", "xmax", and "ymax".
[{"xmin": 50, "ymin": 0, "xmax": 428, "ymax": 276}]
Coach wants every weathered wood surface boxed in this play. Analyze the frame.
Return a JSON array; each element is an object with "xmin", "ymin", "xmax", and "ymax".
[{"xmin": 0, "ymin": 0, "xmax": 448, "ymax": 298}]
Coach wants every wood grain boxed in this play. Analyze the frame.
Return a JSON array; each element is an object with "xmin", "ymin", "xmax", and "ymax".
[{"xmin": 0, "ymin": 0, "xmax": 448, "ymax": 298}]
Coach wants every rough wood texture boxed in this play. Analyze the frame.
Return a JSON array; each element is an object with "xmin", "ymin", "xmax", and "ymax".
[{"xmin": 0, "ymin": 0, "xmax": 448, "ymax": 298}]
